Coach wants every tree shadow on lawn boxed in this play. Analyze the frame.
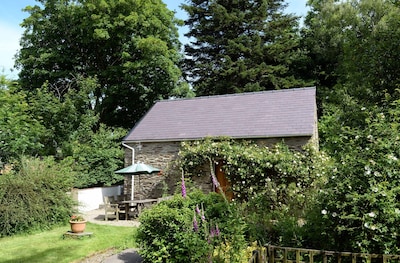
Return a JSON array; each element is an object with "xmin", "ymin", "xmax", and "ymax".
[{"xmin": 2, "ymin": 241, "xmax": 92, "ymax": 263}]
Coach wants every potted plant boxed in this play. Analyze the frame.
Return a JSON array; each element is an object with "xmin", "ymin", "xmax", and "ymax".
[{"xmin": 69, "ymin": 215, "xmax": 87, "ymax": 233}]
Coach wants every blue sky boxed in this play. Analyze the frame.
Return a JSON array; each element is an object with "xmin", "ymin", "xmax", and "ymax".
[{"xmin": 0, "ymin": 0, "xmax": 308, "ymax": 78}]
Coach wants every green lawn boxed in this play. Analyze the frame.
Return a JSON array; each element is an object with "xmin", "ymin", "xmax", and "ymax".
[{"xmin": 0, "ymin": 222, "xmax": 138, "ymax": 263}]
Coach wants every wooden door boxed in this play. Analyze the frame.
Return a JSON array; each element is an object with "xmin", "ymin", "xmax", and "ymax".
[{"xmin": 215, "ymin": 161, "xmax": 234, "ymax": 201}]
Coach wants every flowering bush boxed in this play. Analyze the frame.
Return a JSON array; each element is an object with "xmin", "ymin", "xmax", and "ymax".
[
  {"xmin": 313, "ymin": 95, "xmax": 400, "ymax": 254},
  {"xmin": 137, "ymin": 188, "xmax": 247, "ymax": 263},
  {"xmin": 70, "ymin": 215, "xmax": 85, "ymax": 222}
]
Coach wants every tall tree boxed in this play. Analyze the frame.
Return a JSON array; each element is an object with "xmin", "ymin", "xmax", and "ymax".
[
  {"xmin": 182, "ymin": 0, "xmax": 308, "ymax": 96},
  {"xmin": 303, "ymin": 0, "xmax": 400, "ymax": 102},
  {"xmin": 16, "ymin": 0, "xmax": 184, "ymax": 128}
]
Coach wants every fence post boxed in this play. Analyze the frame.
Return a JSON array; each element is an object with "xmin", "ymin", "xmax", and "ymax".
[
  {"xmin": 310, "ymin": 251, "xmax": 314, "ymax": 263},
  {"xmin": 352, "ymin": 254, "xmax": 356, "ymax": 263},
  {"xmin": 249, "ymin": 250, "xmax": 260, "ymax": 263},
  {"xmin": 284, "ymin": 247, "xmax": 288, "ymax": 263},
  {"xmin": 268, "ymin": 245, "xmax": 275, "ymax": 263}
]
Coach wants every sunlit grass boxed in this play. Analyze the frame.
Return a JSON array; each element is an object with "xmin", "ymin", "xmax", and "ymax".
[{"xmin": 0, "ymin": 222, "xmax": 137, "ymax": 263}]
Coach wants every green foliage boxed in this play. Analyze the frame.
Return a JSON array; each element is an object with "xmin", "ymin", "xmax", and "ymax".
[
  {"xmin": 0, "ymin": 156, "xmax": 75, "ymax": 237},
  {"xmin": 338, "ymin": 0, "xmax": 400, "ymax": 99},
  {"xmin": 300, "ymin": 1, "xmax": 400, "ymax": 252},
  {"xmin": 315, "ymin": 92, "xmax": 400, "ymax": 253},
  {"xmin": 0, "ymin": 74, "xmax": 18, "ymax": 90},
  {"xmin": 182, "ymin": 0, "xmax": 309, "ymax": 95},
  {"xmin": 67, "ymin": 124, "xmax": 126, "ymax": 188},
  {"xmin": 16, "ymin": 0, "xmax": 186, "ymax": 128},
  {"xmin": 137, "ymin": 190, "xmax": 247, "ymax": 263},
  {"xmin": 303, "ymin": 0, "xmax": 400, "ymax": 101},
  {"xmin": 0, "ymin": 87, "xmax": 46, "ymax": 162},
  {"xmin": 1, "ymin": 74, "xmax": 125, "ymax": 188},
  {"xmin": 243, "ymin": 194, "xmax": 307, "ymax": 247},
  {"xmin": 27, "ymin": 76, "xmax": 99, "ymax": 157},
  {"xmin": 301, "ymin": 0, "xmax": 346, "ymax": 90},
  {"xmin": 30, "ymin": 76, "xmax": 125, "ymax": 187}
]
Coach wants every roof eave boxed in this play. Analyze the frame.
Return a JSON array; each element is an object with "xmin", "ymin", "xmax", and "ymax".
[{"xmin": 122, "ymin": 133, "xmax": 314, "ymax": 144}]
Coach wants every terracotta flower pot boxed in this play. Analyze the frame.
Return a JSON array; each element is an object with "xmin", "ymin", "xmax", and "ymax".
[{"xmin": 69, "ymin": 220, "xmax": 87, "ymax": 233}]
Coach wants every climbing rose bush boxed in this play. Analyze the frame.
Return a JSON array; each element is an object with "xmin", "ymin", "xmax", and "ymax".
[{"xmin": 178, "ymin": 138, "xmax": 331, "ymax": 215}]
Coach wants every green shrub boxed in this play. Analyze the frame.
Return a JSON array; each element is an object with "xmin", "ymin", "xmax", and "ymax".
[
  {"xmin": 67, "ymin": 124, "xmax": 126, "ymax": 188},
  {"xmin": 243, "ymin": 194, "xmax": 306, "ymax": 247},
  {"xmin": 0, "ymin": 156, "xmax": 75, "ymax": 236},
  {"xmin": 137, "ymin": 190, "xmax": 247, "ymax": 263}
]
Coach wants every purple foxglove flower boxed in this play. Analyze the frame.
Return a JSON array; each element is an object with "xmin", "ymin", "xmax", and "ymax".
[
  {"xmin": 195, "ymin": 204, "xmax": 201, "ymax": 215},
  {"xmin": 209, "ymin": 227, "xmax": 216, "ymax": 239},
  {"xmin": 211, "ymin": 174, "xmax": 220, "ymax": 188},
  {"xmin": 193, "ymin": 214, "xmax": 199, "ymax": 232},
  {"xmin": 200, "ymin": 204, "xmax": 206, "ymax": 221},
  {"xmin": 181, "ymin": 172, "xmax": 187, "ymax": 198},
  {"xmin": 215, "ymin": 224, "xmax": 220, "ymax": 236}
]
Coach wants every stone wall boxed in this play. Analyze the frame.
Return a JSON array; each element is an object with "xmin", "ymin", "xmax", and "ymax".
[
  {"xmin": 123, "ymin": 136, "xmax": 314, "ymax": 200},
  {"xmin": 123, "ymin": 141, "xmax": 182, "ymax": 200}
]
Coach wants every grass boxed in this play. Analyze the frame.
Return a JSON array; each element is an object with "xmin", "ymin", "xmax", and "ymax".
[{"xmin": 0, "ymin": 222, "xmax": 138, "ymax": 263}]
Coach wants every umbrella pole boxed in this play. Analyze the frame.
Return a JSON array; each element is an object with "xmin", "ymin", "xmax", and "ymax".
[{"xmin": 131, "ymin": 175, "xmax": 134, "ymax": 200}]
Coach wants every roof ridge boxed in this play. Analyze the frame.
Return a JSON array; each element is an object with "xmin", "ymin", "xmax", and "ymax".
[{"xmin": 159, "ymin": 87, "xmax": 316, "ymax": 104}]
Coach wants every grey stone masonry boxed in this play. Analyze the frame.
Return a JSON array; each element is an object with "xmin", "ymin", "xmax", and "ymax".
[{"xmin": 123, "ymin": 142, "xmax": 181, "ymax": 200}]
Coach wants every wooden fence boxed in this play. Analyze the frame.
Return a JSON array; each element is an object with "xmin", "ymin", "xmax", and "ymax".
[{"xmin": 249, "ymin": 245, "xmax": 400, "ymax": 263}]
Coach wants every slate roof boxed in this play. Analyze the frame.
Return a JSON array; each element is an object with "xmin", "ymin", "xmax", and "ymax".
[{"xmin": 123, "ymin": 87, "xmax": 317, "ymax": 142}]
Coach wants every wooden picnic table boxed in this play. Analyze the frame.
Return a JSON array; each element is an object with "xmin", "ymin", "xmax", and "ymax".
[{"xmin": 120, "ymin": 199, "xmax": 158, "ymax": 220}]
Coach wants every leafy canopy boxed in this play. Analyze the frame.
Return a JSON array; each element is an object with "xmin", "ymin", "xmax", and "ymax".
[
  {"xmin": 303, "ymin": 0, "xmax": 400, "ymax": 101},
  {"xmin": 16, "ymin": 0, "xmax": 185, "ymax": 128},
  {"xmin": 0, "ymin": 74, "xmax": 126, "ymax": 188}
]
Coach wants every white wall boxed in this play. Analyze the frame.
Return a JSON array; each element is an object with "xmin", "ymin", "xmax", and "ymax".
[{"xmin": 76, "ymin": 185, "xmax": 123, "ymax": 212}]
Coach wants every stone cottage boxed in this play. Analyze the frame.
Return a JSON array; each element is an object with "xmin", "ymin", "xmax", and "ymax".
[{"xmin": 121, "ymin": 87, "xmax": 318, "ymax": 200}]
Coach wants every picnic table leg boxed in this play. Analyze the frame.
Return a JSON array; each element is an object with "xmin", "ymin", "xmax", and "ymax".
[{"xmin": 138, "ymin": 204, "xmax": 143, "ymax": 216}]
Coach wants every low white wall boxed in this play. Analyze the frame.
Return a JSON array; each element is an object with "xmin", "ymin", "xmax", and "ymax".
[{"xmin": 76, "ymin": 185, "xmax": 123, "ymax": 212}]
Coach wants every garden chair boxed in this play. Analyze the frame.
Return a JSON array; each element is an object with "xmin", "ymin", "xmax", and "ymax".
[{"xmin": 103, "ymin": 196, "xmax": 119, "ymax": 221}]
